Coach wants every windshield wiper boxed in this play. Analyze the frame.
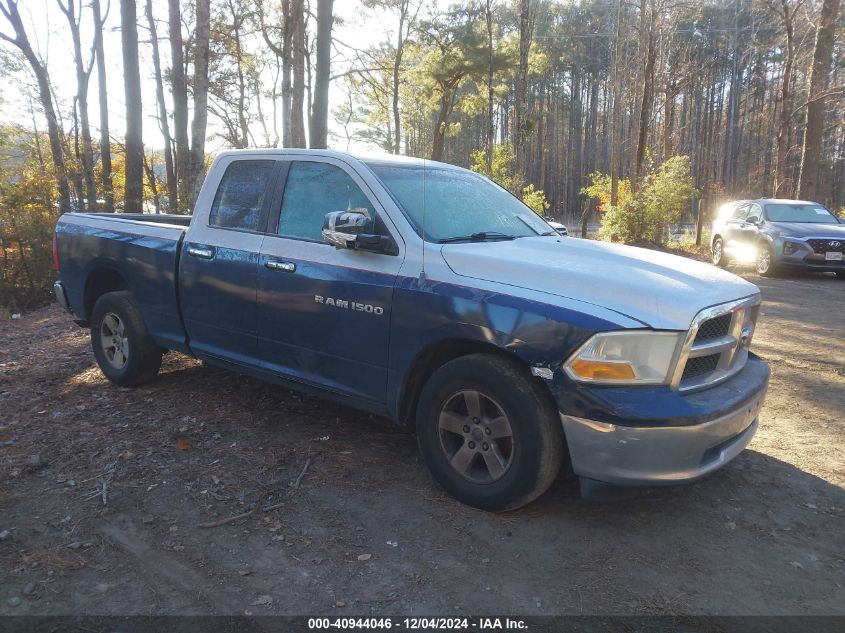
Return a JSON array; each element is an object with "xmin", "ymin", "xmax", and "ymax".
[{"xmin": 438, "ymin": 231, "xmax": 517, "ymax": 244}]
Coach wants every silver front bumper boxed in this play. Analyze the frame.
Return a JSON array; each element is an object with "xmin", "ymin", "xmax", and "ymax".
[{"xmin": 560, "ymin": 389, "xmax": 766, "ymax": 486}]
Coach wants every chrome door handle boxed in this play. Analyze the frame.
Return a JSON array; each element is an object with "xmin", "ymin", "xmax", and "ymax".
[
  {"xmin": 186, "ymin": 246, "xmax": 215, "ymax": 259},
  {"xmin": 265, "ymin": 260, "xmax": 296, "ymax": 272}
]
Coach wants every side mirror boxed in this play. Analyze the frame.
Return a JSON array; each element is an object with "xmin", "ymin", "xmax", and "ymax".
[{"xmin": 322, "ymin": 209, "xmax": 395, "ymax": 254}]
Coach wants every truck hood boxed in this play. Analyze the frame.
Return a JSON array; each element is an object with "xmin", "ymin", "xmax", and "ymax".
[
  {"xmin": 768, "ymin": 221, "xmax": 845, "ymax": 238},
  {"xmin": 440, "ymin": 237, "xmax": 760, "ymax": 330}
]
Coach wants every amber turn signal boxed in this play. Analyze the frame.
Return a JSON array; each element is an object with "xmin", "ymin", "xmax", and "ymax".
[{"xmin": 569, "ymin": 359, "xmax": 637, "ymax": 381}]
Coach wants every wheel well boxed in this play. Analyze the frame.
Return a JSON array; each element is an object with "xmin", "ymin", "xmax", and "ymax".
[
  {"xmin": 84, "ymin": 268, "xmax": 128, "ymax": 320},
  {"xmin": 397, "ymin": 339, "xmax": 548, "ymax": 426}
]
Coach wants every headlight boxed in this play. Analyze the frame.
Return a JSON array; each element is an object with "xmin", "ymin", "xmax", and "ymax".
[
  {"xmin": 564, "ymin": 331, "xmax": 683, "ymax": 385},
  {"xmin": 782, "ymin": 240, "xmax": 802, "ymax": 255}
]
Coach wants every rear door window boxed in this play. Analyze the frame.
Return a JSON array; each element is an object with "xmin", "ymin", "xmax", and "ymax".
[
  {"xmin": 209, "ymin": 160, "xmax": 276, "ymax": 232},
  {"xmin": 277, "ymin": 161, "xmax": 377, "ymax": 242}
]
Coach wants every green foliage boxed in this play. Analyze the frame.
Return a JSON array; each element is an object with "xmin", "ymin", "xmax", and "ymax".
[
  {"xmin": 470, "ymin": 143, "xmax": 521, "ymax": 193},
  {"xmin": 582, "ymin": 156, "xmax": 698, "ymax": 245},
  {"xmin": 521, "ymin": 184, "xmax": 550, "ymax": 215},
  {"xmin": 669, "ymin": 228, "xmax": 698, "ymax": 251},
  {"xmin": 470, "ymin": 143, "xmax": 550, "ymax": 216},
  {"xmin": 0, "ymin": 127, "xmax": 59, "ymax": 311}
]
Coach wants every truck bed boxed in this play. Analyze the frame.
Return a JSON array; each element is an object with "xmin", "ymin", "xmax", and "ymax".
[{"xmin": 55, "ymin": 212, "xmax": 191, "ymax": 352}]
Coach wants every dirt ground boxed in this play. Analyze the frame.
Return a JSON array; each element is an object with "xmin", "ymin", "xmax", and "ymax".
[{"xmin": 1, "ymin": 268, "xmax": 843, "ymax": 617}]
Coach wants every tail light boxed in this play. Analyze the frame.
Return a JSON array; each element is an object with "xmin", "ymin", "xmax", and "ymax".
[{"xmin": 53, "ymin": 233, "xmax": 60, "ymax": 271}]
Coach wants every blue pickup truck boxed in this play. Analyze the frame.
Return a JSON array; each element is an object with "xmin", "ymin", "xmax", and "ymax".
[{"xmin": 53, "ymin": 150, "xmax": 770, "ymax": 510}]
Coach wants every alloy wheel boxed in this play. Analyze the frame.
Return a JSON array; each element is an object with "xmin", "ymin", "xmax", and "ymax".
[
  {"xmin": 437, "ymin": 389, "xmax": 514, "ymax": 483},
  {"xmin": 756, "ymin": 248, "xmax": 771, "ymax": 275},
  {"xmin": 100, "ymin": 312, "xmax": 129, "ymax": 369},
  {"xmin": 712, "ymin": 240, "xmax": 723, "ymax": 265}
]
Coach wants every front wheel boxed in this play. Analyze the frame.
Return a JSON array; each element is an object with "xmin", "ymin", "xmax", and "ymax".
[
  {"xmin": 91, "ymin": 291, "xmax": 162, "ymax": 386},
  {"xmin": 712, "ymin": 238, "xmax": 729, "ymax": 267},
  {"xmin": 756, "ymin": 244, "xmax": 777, "ymax": 277},
  {"xmin": 415, "ymin": 354, "xmax": 564, "ymax": 511}
]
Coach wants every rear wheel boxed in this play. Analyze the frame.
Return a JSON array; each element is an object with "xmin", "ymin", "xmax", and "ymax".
[
  {"xmin": 91, "ymin": 291, "xmax": 162, "ymax": 386},
  {"xmin": 712, "ymin": 237, "xmax": 728, "ymax": 267},
  {"xmin": 836, "ymin": 271, "xmax": 845, "ymax": 280},
  {"xmin": 415, "ymin": 354, "xmax": 564, "ymax": 511}
]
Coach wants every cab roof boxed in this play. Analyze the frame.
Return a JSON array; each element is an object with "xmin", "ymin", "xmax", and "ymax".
[
  {"xmin": 732, "ymin": 198, "xmax": 821, "ymax": 206},
  {"xmin": 214, "ymin": 148, "xmax": 462, "ymax": 171}
]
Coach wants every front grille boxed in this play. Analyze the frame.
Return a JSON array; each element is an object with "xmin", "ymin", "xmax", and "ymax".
[
  {"xmin": 694, "ymin": 314, "xmax": 731, "ymax": 343},
  {"xmin": 807, "ymin": 238, "xmax": 845, "ymax": 254},
  {"xmin": 674, "ymin": 297, "xmax": 760, "ymax": 392},
  {"xmin": 681, "ymin": 354, "xmax": 720, "ymax": 380}
]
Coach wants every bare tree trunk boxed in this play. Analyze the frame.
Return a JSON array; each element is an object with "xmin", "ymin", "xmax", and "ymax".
[
  {"xmin": 290, "ymin": 0, "xmax": 307, "ymax": 147},
  {"xmin": 609, "ymin": 0, "xmax": 624, "ymax": 206},
  {"xmin": 145, "ymin": 0, "xmax": 177, "ymax": 212},
  {"xmin": 770, "ymin": 0, "xmax": 797, "ymax": 198},
  {"xmin": 121, "ymin": 0, "xmax": 144, "ymax": 213},
  {"xmin": 258, "ymin": 0, "xmax": 292, "ymax": 148},
  {"xmin": 392, "ymin": 0, "xmax": 414, "ymax": 155},
  {"xmin": 189, "ymin": 0, "xmax": 210, "ymax": 206},
  {"xmin": 29, "ymin": 98, "xmax": 45, "ymax": 167},
  {"xmin": 632, "ymin": 0, "xmax": 656, "ymax": 191},
  {"xmin": 91, "ymin": 0, "xmax": 113, "ymax": 211},
  {"xmin": 227, "ymin": 0, "xmax": 250, "ymax": 148},
  {"xmin": 568, "ymin": 67, "xmax": 583, "ymax": 216},
  {"xmin": 270, "ymin": 56, "xmax": 282, "ymax": 147},
  {"xmin": 309, "ymin": 0, "xmax": 333, "ymax": 149},
  {"xmin": 514, "ymin": 0, "xmax": 530, "ymax": 180},
  {"xmin": 168, "ymin": 0, "xmax": 189, "ymax": 209},
  {"xmin": 143, "ymin": 154, "xmax": 161, "ymax": 214},
  {"xmin": 798, "ymin": 0, "xmax": 841, "ymax": 200},
  {"xmin": 722, "ymin": 0, "xmax": 743, "ymax": 191},
  {"xmin": 485, "ymin": 0, "xmax": 494, "ymax": 169},
  {"xmin": 1, "ymin": 0, "xmax": 72, "ymax": 212},
  {"xmin": 58, "ymin": 0, "xmax": 97, "ymax": 209},
  {"xmin": 69, "ymin": 99, "xmax": 86, "ymax": 207},
  {"xmin": 431, "ymin": 93, "xmax": 455, "ymax": 162},
  {"xmin": 662, "ymin": 75, "xmax": 675, "ymax": 161},
  {"xmin": 306, "ymin": 31, "xmax": 314, "ymax": 139},
  {"xmin": 282, "ymin": 0, "xmax": 293, "ymax": 147}
]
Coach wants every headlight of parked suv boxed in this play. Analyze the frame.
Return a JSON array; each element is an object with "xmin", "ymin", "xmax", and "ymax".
[
  {"xmin": 564, "ymin": 331, "xmax": 684, "ymax": 385},
  {"xmin": 782, "ymin": 240, "xmax": 803, "ymax": 255}
]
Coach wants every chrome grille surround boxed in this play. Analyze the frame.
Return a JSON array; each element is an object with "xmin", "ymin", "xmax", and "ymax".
[{"xmin": 670, "ymin": 295, "xmax": 761, "ymax": 393}]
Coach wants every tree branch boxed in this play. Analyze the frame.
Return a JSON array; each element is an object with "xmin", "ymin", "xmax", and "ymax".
[{"xmin": 789, "ymin": 86, "xmax": 845, "ymax": 121}]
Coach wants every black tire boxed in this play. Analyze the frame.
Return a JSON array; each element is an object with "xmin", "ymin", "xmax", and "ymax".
[
  {"xmin": 415, "ymin": 354, "xmax": 564, "ymax": 512},
  {"xmin": 756, "ymin": 243, "xmax": 777, "ymax": 277},
  {"xmin": 712, "ymin": 237, "xmax": 729, "ymax": 267},
  {"xmin": 836, "ymin": 271, "xmax": 845, "ymax": 280},
  {"xmin": 90, "ymin": 291, "xmax": 162, "ymax": 386}
]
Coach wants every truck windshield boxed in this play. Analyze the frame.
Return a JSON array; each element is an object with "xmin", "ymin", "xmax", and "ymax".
[
  {"xmin": 765, "ymin": 203, "xmax": 840, "ymax": 224},
  {"xmin": 367, "ymin": 164, "xmax": 553, "ymax": 242}
]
